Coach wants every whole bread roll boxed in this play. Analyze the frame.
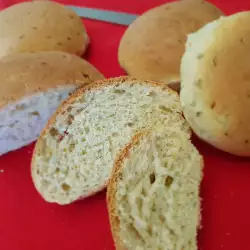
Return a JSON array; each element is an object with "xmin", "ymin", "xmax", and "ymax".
[
  {"xmin": 107, "ymin": 128, "xmax": 203, "ymax": 250},
  {"xmin": 118, "ymin": 0, "xmax": 224, "ymax": 91},
  {"xmin": 0, "ymin": 1, "xmax": 89, "ymax": 58},
  {"xmin": 180, "ymin": 11, "xmax": 250, "ymax": 157},
  {"xmin": 0, "ymin": 51, "xmax": 104, "ymax": 156}
]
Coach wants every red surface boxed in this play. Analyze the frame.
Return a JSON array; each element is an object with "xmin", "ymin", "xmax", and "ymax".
[{"xmin": 0, "ymin": 0, "xmax": 250, "ymax": 250}]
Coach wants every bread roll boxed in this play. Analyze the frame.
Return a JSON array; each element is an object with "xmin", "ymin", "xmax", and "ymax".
[
  {"xmin": 107, "ymin": 128, "xmax": 203, "ymax": 250},
  {"xmin": 31, "ymin": 76, "xmax": 190, "ymax": 205},
  {"xmin": 180, "ymin": 12, "xmax": 250, "ymax": 157},
  {"xmin": 118, "ymin": 0, "xmax": 224, "ymax": 91},
  {"xmin": 0, "ymin": 1, "xmax": 89, "ymax": 58},
  {"xmin": 0, "ymin": 51, "xmax": 104, "ymax": 156}
]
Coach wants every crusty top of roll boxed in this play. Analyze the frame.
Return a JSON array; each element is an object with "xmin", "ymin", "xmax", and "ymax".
[
  {"xmin": 180, "ymin": 11, "xmax": 250, "ymax": 156},
  {"xmin": 0, "ymin": 51, "xmax": 104, "ymax": 109},
  {"xmin": 118, "ymin": 0, "xmax": 224, "ymax": 90},
  {"xmin": 0, "ymin": 1, "xmax": 89, "ymax": 57}
]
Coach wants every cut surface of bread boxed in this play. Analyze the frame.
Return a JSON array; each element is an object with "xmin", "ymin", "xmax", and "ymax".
[
  {"xmin": 0, "ymin": 1, "xmax": 89, "ymax": 58},
  {"xmin": 118, "ymin": 0, "xmax": 224, "ymax": 91},
  {"xmin": 0, "ymin": 86, "xmax": 74, "ymax": 156},
  {"xmin": 0, "ymin": 51, "xmax": 104, "ymax": 156},
  {"xmin": 32, "ymin": 77, "xmax": 190, "ymax": 205},
  {"xmin": 107, "ymin": 128, "xmax": 203, "ymax": 250}
]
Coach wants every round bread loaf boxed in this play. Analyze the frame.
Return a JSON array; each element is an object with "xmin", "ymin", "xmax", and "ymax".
[
  {"xmin": 0, "ymin": 51, "xmax": 104, "ymax": 156},
  {"xmin": 118, "ymin": 0, "xmax": 224, "ymax": 91},
  {"xmin": 0, "ymin": 1, "xmax": 89, "ymax": 58},
  {"xmin": 180, "ymin": 11, "xmax": 250, "ymax": 157}
]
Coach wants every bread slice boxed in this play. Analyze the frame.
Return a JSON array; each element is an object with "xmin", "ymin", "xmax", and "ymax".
[
  {"xmin": 0, "ymin": 1, "xmax": 89, "ymax": 58},
  {"xmin": 31, "ymin": 76, "xmax": 190, "ymax": 205},
  {"xmin": 107, "ymin": 127, "xmax": 203, "ymax": 250},
  {"xmin": 0, "ymin": 51, "xmax": 104, "ymax": 156}
]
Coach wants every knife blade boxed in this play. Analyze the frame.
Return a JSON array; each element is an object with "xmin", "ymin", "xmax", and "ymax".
[{"xmin": 68, "ymin": 5, "xmax": 138, "ymax": 26}]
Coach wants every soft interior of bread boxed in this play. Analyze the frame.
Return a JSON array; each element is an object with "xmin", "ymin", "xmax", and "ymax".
[
  {"xmin": 0, "ymin": 86, "xmax": 75, "ymax": 156},
  {"xmin": 116, "ymin": 128, "xmax": 203, "ymax": 250},
  {"xmin": 33, "ymin": 80, "xmax": 190, "ymax": 205}
]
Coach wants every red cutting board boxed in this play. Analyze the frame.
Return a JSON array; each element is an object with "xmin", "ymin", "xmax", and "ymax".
[{"xmin": 1, "ymin": 0, "xmax": 250, "ymax": 250}]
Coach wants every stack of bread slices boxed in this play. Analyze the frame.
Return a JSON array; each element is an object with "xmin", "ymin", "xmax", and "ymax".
[{"xmin": 31, "ymin": 76, "xmax": 203, "ymax": 250}]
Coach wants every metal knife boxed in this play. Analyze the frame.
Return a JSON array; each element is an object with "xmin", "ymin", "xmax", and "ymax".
[{"xmin": 68, "ymin": 5, "xmax": 138, "ymax": 26}]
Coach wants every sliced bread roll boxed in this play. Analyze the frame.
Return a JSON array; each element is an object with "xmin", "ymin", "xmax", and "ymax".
[
  {"xmin": 0, "ymin": 51, "xmax": 104, "ymax": 156},
  {"xmin": 118, "ymin": 0, "xmax": 224, "ymax": 91},
  {"xmin": 31, "ymin": 77, "xmax": 190, "ymax": 205},
  {"xmin": 107, "ymin": 128, "xmax": 203, "ymax": 250},
  {"xmin": 0, "ymin": 1, "xmax": 89, "ymax": 58}
]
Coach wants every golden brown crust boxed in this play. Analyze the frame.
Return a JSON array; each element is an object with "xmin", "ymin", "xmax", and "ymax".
[
  {"xmin": 0, "ymin": 51, "xmax": 104, "ymax": 108},
  {"xmin": 182, "ymin": 12, "xmax": 250, "ymax": 156},
  {"xmin": 0, "ymin": 1, "xmax": 89, "ymax": 58},
  {"xmin": 107, "ymin": 131, "xmax": 147, "ymax": 250},
  {"xmin": 118, "ymin": 0, "xmax": 224, "ymax": 88}
]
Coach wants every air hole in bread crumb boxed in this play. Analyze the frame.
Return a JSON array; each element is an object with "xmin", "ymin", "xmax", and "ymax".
[
  {"xmin": 67, "ymin": 106, "xmax": 72, "ymax": 112},
  {"xmin": 61, "ymin": 183, "xmax": 71, "ymax": 192},
  {"xmin": 159, "ymin": 105, "xmax": 172, "ymax": 113},
  {"xmin": 29, "ymin": 111, "xmax": 40, "ymax": 116},
  {"xmin": 224, "ymin": 132, "xmax": 229, "ymax": 136},
  {"xmin": 165, "ymin": 176, "xmax": 174, "ymax": 187},
  {"xmin": 82, "ymin": 73, "xmax": 89, "ymax": 78},
  {"xmin": 15, "ymin": 104, "xmax": 26, "ymax": 110},
  {"xmin": 149, "ymin": 173, "xmax": 156, "ymax": 184},
  {"xmin": 67, "ymin": 115, "xmax": 74, "ymax": 125},
  {"xmin": 126, "ymin": 123, "xmax": 134, "ymax": 127},
  {"xmin": 114, "ymin": 89, "xmax": 125, "ymax": 94},
  {"xmin": 49, "ymin": 127, "xmax": 59, "ymax": 137},
  {"xmin": 46, "ymin": 36, "xmax": 51, "ymax": 39},
  {"xmin": 128, "ymin": 224, "xmax": 142, "ymax": 240},
  {"xmin": 240, "ymin": 38, "xmax": 245, "ymax": 44},
  {"xmin": 67, "ymin": 36, "xmax": 71, "ymax": 41},
  {"xmin": 213, "ymin": 56, "xmax": 217, "ymax": 67},
  {"xmin": 57, "ymin": 42, "xmax": 63, "ymax": 46},
  {"xmin": 136, "ymin": 197, "xmax": 142, "ymax": 209},
  {"xmin": 197, "ymin": 54, "xmax": 204, "ymax": 59},
  {"xmin": 147, "ymin": 91, "xmax": 156, "ymax": 97},
  {"xmin": 195, "ymin": 79, "xmax": 202, "ymax": 88},
  {"xmin": 77, "ymin": 32, "xmax": 81, "ymax": 36},
  {"xmin": 245, "ymin": 140, "xmax": 249, "ymax": 144},
  {"xmin": 210, "ymin": 102, "xmax": 216, "ymax": 109},
  {"xmin": 159, "ymin": 215, "xmax": 166, "ymax": 223},
  {"xmin": 32, "ymin": 27, "xmax": 38, "ymax": 30},
  {"xmin": 196, "ymin": 112, "xmax": 202, "ymax": 117},
  {"xmin": 191, "ymin": 101, "xmax": 196, "ymax": 107},
  {"xmin": 19, "ymin": 35, "xmax": 25, "ymax": 40},
  {"xmin": 79, "ymin": 97, "xmax": 85, "ymax": 103},
  {"xmin": 69, "ymin": 143, "xmax": 75, "ymax": 152}
]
